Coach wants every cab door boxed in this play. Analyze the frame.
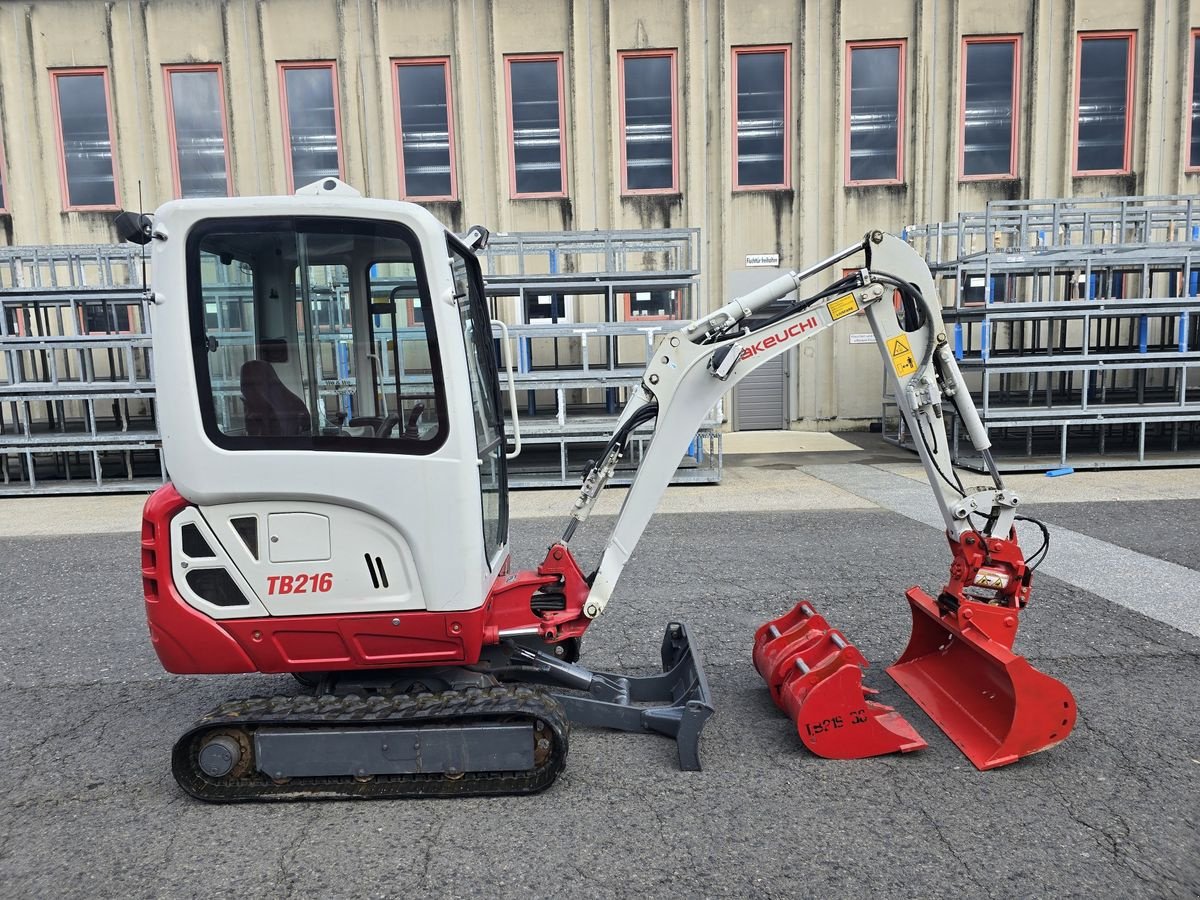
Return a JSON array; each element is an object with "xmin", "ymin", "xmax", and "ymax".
[{"xmin": 447, "ymin": 237, "xmax": 509, "ymax": 567}]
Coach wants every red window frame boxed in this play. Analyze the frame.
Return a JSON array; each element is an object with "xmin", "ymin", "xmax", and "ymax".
[
  {"xmin": 50, "ymin": 67, "xmax": 122, "ymax": 211},
  {"xmin": 1072, "ymin": 31, "xmax": 1136, "ymax": 177},
  {"xmin": 163, "ymin": 64, "xmax": 233, "ymax": 199},
  {"xmin": 504, "ymin": 53, "xmax": 568, "ymax": 200},
  {"xmin": 844, "ymin": 39, "xmax": 906, "ymax": 187},
  {"xmin": 958, "ymin": 35, "xmax": 1021, "ymax": 181},
  {"xmin": 617, "ymin": 49, "xmax": 679, "ymax": 195},
  {"xmin": 731, "ymin": 45, "xmax": 792, "ymax": 191},
  {"xmin": 392, "ymin": 57, "xmax": 458, "ymax": 201},
  {"xmin": 277, "ymin": 61, "xmax": 345, "ymax": 191},
  {"xmin": 1187, "ymin": 29, "xmax": 1200, "ymax": 174}
]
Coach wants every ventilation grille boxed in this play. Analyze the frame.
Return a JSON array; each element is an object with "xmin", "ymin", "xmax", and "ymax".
[
  {"xmin": 185, "ymin": 568, "xmax": 250, "ymax": 607},
  {"xmin": 181, "ymin": 523, "xmax": 215, "ymax": 558},
  {"xmin": 364, "ymin": 554, "xmax": 390, "ymax": 590},
  {"xmin": 230, "ymin": 516, "xmax": 259, "ymax": 559}
]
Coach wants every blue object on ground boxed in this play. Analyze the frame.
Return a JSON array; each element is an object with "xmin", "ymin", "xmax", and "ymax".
[{"xmin": 1046, "ymin": 467, "xmax": 1075, "ymax": 477}]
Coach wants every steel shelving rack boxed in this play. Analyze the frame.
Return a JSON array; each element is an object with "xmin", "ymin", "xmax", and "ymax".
[
  {"xmin": 0, "ymin": 229, "xmax": 717, "ymax": 494},
  {"xmin": 895, "ymin": 196, "xmax": 1200, "ymax": 470}
]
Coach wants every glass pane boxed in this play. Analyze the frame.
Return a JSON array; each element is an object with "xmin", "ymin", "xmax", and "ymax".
[
  {"xmin": 963, "ymin": 42, "xmax": 1015, "ymax": 177},
  {"xmin": 510, "ymin": 59, "xmax": 563, "ymax": 194},
  {"xmin": 191, "ymin": 219, "xmax": 444, "ymax": 450},
  {"xmin": 736, "ymin": 50, "xmax": 786, "ymax": 186},
  {"xmin": 1191, "ymin": 36, "xmax": 1200, "ymax": 169},
  {"xmin": 368, "ymin": 261, "xmax": 441, "ymax": 440},
  {"xmin": 283, "ymin": 67, "xmax": 340, "ymax": 190},
  {"xmin": 169, "ymin": 70, "xmax": 229, "ymax": 198},
  {"xmin": 449, "ymin": 241, "xmax": 507, "ymax": 560},
  {"xmin": 1076, "ymin": 37, "xmax": 1130, "ymax": 172},
  {"xmin": 848, "ymin": 46, "xmax": 901, "ymax": 183},
  {"xmin": 398, "ymin": 63, "xmax": 453, "ymax": 197},
  {"xmin": 623, "ymin": 55, "xmax": 674, "ymax": 191},
  {"xmin": 56, "ymin": 73, "xmax": 116, "ymax": 207}
]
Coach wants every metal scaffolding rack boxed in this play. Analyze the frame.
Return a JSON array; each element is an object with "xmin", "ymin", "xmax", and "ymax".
[
  {"xmin": 0, "ymin": 229, "xmax": 718, "ymax": 495},
  {"xmin": 895, "ymin": 195, "xmax": 1200, "ymax": 471}
]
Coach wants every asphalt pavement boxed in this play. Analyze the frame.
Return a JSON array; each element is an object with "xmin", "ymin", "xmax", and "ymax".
[{"xmin": 1, "ymin": 446, "xmax": 1197, "ymax": 899}]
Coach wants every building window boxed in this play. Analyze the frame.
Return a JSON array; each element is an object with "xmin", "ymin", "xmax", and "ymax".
[
  {"xmin": 51, "ymin": 69, "xmax": 119, "ymax": 209},
  {"xmin": 733, "ymin": 46, "xmax": 790, "ymax": 190},
  {"xmin": 618, "ymin": 50, "xmax": 677, "ymax": 193},
  {"xmin": 960, "ymin": 37, "xmax": 1020, "ymax": 179},
  {"xmin": 846, "ymin": 41, "xmax": 905, "ymax": 185},
  {"xmin": 1189, "ymin": 30, "xmax": 1200, "ymax": 171},
  {"xmin": 164, "ymin": 65, "xmax": 231, "ymax": 198},
  {"xmin": 394, "ymin": 59, "xmax": 457, "ymax": 200},
  {"xmin": 279, "ymin": 62, "xmax": 344, "ymax": 191},
  {"xmin": 1074, "ymin": 32, "xmax": 1135, "ymax": 175},
  {"xmin": 505, "ymin": 54, "xmax": 566, "ymax": 198}
]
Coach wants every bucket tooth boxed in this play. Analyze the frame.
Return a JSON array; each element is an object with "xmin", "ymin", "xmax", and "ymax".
[
  {"xmin": 753, "ymin": 601, "xmax": 926, "ymax": 760},
  {"xmin": 888, "ymin": 587, "xmax": 1077, "ymax": 770}
]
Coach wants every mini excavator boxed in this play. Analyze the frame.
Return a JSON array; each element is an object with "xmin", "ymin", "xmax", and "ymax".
[{"xmin": 120, "ymin": 180, "xmax": 1075, "ymax": 801}]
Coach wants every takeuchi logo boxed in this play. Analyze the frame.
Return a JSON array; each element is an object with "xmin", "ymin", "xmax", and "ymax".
[{"xmin": 739, "ymin": 316, "xmax": 820, "ymax": 360}]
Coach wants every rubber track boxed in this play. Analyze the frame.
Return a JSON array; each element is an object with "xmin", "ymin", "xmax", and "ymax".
[{"xmin": 172, "ymin": 685, "xmax": 569, "ymax": 802}]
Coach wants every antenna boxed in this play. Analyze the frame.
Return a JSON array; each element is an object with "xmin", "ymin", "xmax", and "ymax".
[{"xmin": 138, "ymin": 180, "xmax": 148, "ymax": 291}]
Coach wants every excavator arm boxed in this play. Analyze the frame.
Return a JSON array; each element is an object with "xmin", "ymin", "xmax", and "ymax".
[
  {"xmin": 566, "ymin": 231, "xmax": 1018, "ymax": 616},
  {"xmin": 563, "ymin": 230, "xmax": 1075, "ymax": 770}
]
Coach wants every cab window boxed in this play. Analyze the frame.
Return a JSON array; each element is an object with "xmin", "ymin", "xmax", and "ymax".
[{"xmin": 188, "ymin": 216, "xmax": 447, "ymax": 453}]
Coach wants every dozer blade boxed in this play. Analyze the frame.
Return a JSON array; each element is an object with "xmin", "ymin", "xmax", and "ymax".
[
  {"xmin": 753, "ymin": 602, "xmax": 927, "ymax": 760},
  {"xmin": 516, "ymin": 622, "xmax": 714, "ymax": 771},
  {"xmin": 888, "ymin": 587, "xmax": 1077, "ymax": 770}
]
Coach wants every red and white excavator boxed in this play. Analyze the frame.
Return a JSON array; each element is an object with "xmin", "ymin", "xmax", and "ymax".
[{"xmin": 120, "ymin": 179, "xmax": 1075, "ymax": 801}]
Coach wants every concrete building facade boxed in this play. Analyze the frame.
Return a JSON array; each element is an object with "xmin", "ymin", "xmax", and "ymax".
[{"xmin": 1, "ymin": 0, "xmax": 1198, "ymax": 427}]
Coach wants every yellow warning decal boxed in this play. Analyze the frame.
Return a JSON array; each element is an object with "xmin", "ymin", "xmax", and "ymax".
[
  {"xmin": 826, "ymin": 293, "xmax": 859, "ymax": 321},
  {"xmin": 886, "ymin": 334, "xmax": 918, "ymax": 376}
]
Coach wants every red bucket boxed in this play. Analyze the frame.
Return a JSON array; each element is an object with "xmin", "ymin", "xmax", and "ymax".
[
  {"xmin": 754, "ymin": 602, "xmax": 927, "ymax": 760},
  {"xmin": 888, "ymin": 587, "xmax": 1077, "ymax": 770}
]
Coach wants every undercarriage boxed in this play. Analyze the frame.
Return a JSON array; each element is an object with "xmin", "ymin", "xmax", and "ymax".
[{"xmin": 173, "ymin": 624, "xmax": 713, "ymax": 801}]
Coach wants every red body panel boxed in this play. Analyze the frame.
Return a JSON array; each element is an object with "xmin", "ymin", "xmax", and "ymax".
[
  {"xmin": 141, "ymin": 484, "xmax": 594, "ymax": 675},
  {"xmin": 141, "ymin": 485, "xmax": 257, "ymax": 674}
]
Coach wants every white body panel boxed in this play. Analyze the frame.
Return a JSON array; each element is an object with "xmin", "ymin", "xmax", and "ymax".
[
  {"xmin": 193, "ymin": 500, "xmax": 426, "ymax": 617},
  {"xmin": 170, "ymin": 507, "xmax": 270, "ymax": 619},
  {"xmin": 150, "ymin": 182, "xmax": 496, "ymax": 615}
]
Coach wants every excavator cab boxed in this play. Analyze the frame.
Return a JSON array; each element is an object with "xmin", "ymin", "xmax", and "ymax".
[{"xmin": 149, "ymin": 180, "xmax": 510, "ymax": 631}]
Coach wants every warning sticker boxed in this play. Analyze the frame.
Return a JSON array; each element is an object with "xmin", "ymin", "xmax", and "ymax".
[
  {"xmin": 826, "ymin": 293, "xmax": 859, "ymax": 321},
  {"xmin": 886, "ymin": 334, "xmax": 918, "ymax": 376}
]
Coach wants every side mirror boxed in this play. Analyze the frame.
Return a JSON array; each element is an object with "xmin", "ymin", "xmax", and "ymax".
[
  {"xmin": 460, "ymin": 225, "xmax": 490, "ymax": 251},
  {"xmin": 114, "ymin": 211, "xmax": 154, "ymax": 245}
]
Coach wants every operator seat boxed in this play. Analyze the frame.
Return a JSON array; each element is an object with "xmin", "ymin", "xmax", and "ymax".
[{"xmin": 240, "ymin": 359, "xmax": 312, "ymax": 437}]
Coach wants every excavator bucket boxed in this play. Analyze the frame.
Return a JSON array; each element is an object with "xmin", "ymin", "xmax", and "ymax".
[
  {"xmin": 753, "ymin": 603, "xmax": 927, "ymax": 759},
  {"xmin": 888, "ymin": 587, "xmax": 1077, "ymax": 770}
]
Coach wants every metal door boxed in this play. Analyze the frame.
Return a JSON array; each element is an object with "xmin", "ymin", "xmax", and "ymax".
[
  {"xmin": 729, "ymin": 269, "xmax": 790, "ymax": 430},
  {"xmin": 733, "ymin": 354, "xmax": 787, "ymax": 430}
]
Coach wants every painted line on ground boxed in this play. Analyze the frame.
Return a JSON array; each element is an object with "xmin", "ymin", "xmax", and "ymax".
[{"xmin": 802, "ymin": 463, "xmax": 1200, "ymax": 639}]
